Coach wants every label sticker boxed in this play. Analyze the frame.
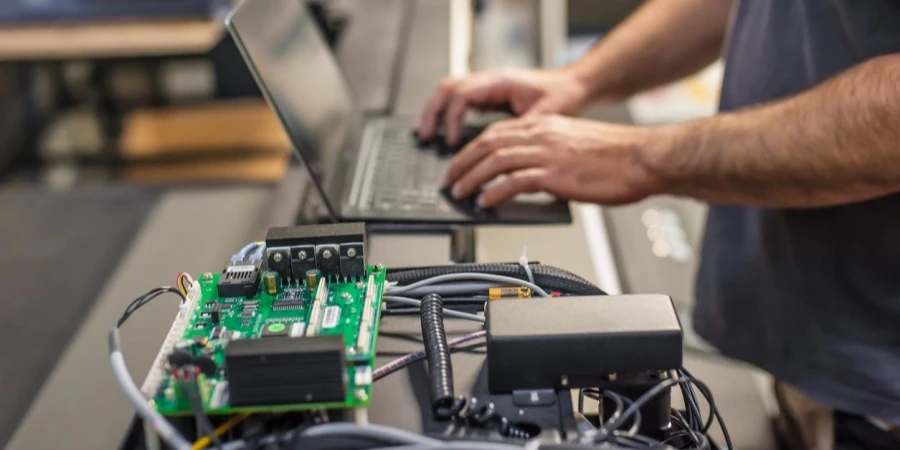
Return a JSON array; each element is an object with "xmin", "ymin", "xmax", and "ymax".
[
  {"xmin": 322, "ymin": 306, "xmax": 340, "ymax": 329},
  {"xmin": 355, "ymin": 366, "xmax": 373, "ymax": 386},
  {"xmin": 290, "ymin": 322, "xmax": 306, "ymax": 337}
]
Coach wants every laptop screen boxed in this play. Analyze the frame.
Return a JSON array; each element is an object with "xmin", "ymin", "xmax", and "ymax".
[{"xmin": 227, "ymin": 0, "xmax": 363, "ymax": 215}]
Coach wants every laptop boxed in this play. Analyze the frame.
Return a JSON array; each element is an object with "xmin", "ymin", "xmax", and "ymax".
[{"xmin": 225, "ymin": 0, "xmax": 571, "ymax": 225}]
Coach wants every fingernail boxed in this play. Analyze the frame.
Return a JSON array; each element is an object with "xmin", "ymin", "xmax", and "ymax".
[
  {"xmin": 476, "ymin": 194, "xmax": 486, "ymax": 207},
  {"xmin": 451, "ymin": 184, "xmax": 463, "ymax": 199}
]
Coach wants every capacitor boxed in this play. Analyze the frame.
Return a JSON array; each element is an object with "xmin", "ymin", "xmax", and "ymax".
[
  {"xmin": 265, "ymin": 272, "xmax": 278, "ymax": 295},
  {"xmin": 306, "ymin": 269, "xmax": 321, "ymax": 292}
]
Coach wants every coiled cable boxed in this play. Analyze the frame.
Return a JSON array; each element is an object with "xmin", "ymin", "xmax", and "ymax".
[
  {"xmin": 419, "ymin": 293, "xmax": 536, "ymax": 440},
  {"xmin": 420, "ymin": 293, "xmax": 464, "ymax": 419}
]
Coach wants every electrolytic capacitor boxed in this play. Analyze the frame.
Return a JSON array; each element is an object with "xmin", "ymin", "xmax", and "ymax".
[
  {"xmin": 265, "ymin": 272, "xmax": 278, "ymax": 295},
  {"xmin": 306, "ymin": 269, "xmax": 321, "ymax": 292}
]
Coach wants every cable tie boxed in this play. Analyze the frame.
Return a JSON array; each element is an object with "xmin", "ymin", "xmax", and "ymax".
[{"xmin": 518, "ymin": 246, "xmax": 535, "ymax": 284}]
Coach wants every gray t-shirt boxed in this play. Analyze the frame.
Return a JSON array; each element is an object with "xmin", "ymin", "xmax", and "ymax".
[{"xmin": 694, "ymin": 0, "xmax": 900, "ymax": 422}]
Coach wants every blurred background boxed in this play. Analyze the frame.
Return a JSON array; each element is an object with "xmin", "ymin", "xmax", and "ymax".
[{"xmin": 0, "ymin": 0, "xmax": 715, "ymax": 189}]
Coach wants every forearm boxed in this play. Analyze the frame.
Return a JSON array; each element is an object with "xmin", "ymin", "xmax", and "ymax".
[
  {"xmin": 565, "ymin": 0, "xmax": 733, "ymax": 102},
  {"xmin": 645, "ymin": 54, "xmax": 900, "ymax": 208}
]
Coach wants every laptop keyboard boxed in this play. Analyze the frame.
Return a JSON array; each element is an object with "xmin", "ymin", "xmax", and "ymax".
[{"xmin": 366, "ymin": 124, "xmax": 449, "ymax": 213}]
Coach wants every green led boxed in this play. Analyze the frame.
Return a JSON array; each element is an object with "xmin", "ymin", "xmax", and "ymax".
[{"xmin": 267, "ymin": 323, "xmax": 286, "ymax": 332}]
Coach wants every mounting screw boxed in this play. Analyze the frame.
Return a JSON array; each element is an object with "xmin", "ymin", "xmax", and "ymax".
[
  {"xmin": 323, "ymin": 249, "xmax": 333, "ymax": 260},
  {"xmin": 355, "ymin": 389, "xmax": 368, "ymax": 401},
  {"xmin": 273, "ymin": 253, "xmax": 284, "ymax": 263},
  {"xmin": 375, "ymin": 263, "xmax": 384, "ymax": 271},
  {"xmin": 298, "ymin": 250, "xmax": 307, "ymax": 260},
  {"xmin": 560, "ymin": 375, "xmax": 569, "ymax": 387},
  {"xmin": 347, "ymin": 248, "xmax": 357, "ymax": 258}
]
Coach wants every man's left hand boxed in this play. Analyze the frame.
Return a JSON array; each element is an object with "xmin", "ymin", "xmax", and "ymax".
[{"xmin": 443, "ymin": 115, "xmax": 665, "ymax": 207}]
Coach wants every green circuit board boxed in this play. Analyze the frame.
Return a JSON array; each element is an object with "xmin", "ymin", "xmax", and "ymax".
[{"xmin": 149, "ymin": 265, "xmax": 385, "ymax": 416}]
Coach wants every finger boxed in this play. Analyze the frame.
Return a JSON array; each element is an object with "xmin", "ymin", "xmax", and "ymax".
[
  {"xmin": 443, "ymin": 78, "xmax": 514, "ymax": 145},
  {"xmin": 442, "ymin": 121, "xmax": 534, "ymax": 188},
  {"xmin": 417, "ymin": 78, "xmax": 460, "ymax": 139},
  {"xmin": 478, "ymin": 167, "xmax": 549, "ymax": 207},
  {"xmin": 451, "ymin": 146, "xmax": 547, "ymax": 199}
]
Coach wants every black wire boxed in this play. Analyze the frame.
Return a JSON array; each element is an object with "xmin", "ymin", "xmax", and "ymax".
[
  {"xmin": 117, "ymin": 286, "xmax": 185, "ymax": 327},
  {"xmin": 593, "ymin": 390, "xmax": 644, "ymax": 444},
  {"xmin": 682, "ymin": 370, "xmax": 733, "ymax": 450},
  {"xmin": 177, "ymin": 371, "xmax": 221, "ymax": 447},
  {"xmin": 670, "ymin": 410, "xmax": 703, "ymax": 447},
  {"xmin": 597, "ymin": 377, "xmax": 683, "ymax": 441},
  {"xmin": 675, "ymin": 369, "xmax": 708, "ymax": 434}
]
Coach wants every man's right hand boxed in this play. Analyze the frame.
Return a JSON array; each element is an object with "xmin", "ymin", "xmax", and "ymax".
[{"xmin": 415, "ymin": 68, "xmax": 591, "ymax": 146}]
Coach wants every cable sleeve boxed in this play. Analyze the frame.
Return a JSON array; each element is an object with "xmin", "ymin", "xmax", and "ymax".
[{"xmin": 420, "ymin": 293, "xmax": 457, "ymax": 419}]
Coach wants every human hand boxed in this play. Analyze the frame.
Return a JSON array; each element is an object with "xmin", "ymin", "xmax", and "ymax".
[
  {"xmin": 415, "ymin": 68, "xmax": 591, "ymax": 147},
  {"xmin": 442, "ymin": 114, "xmax": 665, "ymax": 207}
]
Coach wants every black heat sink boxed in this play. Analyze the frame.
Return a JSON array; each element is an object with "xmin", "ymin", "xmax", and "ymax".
[{"xmin": 225, "ymin": 335, "xmax": 346, "ymax": 406}]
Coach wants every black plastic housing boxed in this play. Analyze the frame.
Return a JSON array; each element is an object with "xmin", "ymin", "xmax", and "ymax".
[
  {"xmin": 216, "ymin": 262, "xmax": 262, "ymax": 298},
  {"xmin": 486, "ymin": 295, "xmax": 682, "ymax": 393},
  {"xmin": 225, "ymin": 335, "xmax": 347, "ymax": 406}
]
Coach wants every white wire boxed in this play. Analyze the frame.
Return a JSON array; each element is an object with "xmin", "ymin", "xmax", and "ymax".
[
  {"xmin": 387, "ymin": 273, "xmax": 549, "ymax": 297},
  {"xmin": 384, "ymin": 296, "xmax": 485, "ymax": 323},
  {"xmin": 399, "ymin": 282, "xmax": 502, "ymax": 297},
  {"xmin": 110, "ymin": 348, "xmax": 191, "ymax": 450}
]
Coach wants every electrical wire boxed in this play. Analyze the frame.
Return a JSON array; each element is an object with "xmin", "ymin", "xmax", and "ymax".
[
  {"xmin": 110, "ymin": 286, "xmax": 192, "ymax": 450},
  {"xmin": 231, "ymin": 241, "xmax": 263, "ymax": 263},
  {"xmin": 384, "ymin": 296, "xmax": 485, "ymax": 323},
  {"xmin": 109, "ymin": 329, "xmax": 191, "ymax": 450},
  {"xmin": 398, "ymin": 282, "xmax": 502, "ymax": 297},
  {"xmin": 118, "ymin": 286, "xmax": 185, "ymax": 327},
  {"xmin": 374, "ymin": 331, "xmax": 486, "ymax": 381},
  {"xmin": 176, "ymin": 272, "xmax": 195, "ymax": 297},
  {"xmin": 680, "ymin": 368, "xmax": 733, "ymax": 450},
  {"xmin": 597, "ymin": 377, "xmax": 685, "ymax": 440},
  {"xmin": 387, "ymin": 273, "xmax": 550, "ymax": 298},
  {"xmin": 191, "ymin": 414, "xmax": 249, "ymax": 450},
  {"xmin": 178, "ymin": 371, "xmax": 221, "ymax": 447}
]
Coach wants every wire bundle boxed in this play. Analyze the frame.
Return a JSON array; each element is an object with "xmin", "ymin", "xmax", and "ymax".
[
  {"xmin": 387, "ymin": 263, "xmax": 605, "ymax": 296},
  {"xmin": 576, "ymin": 370, "xmax": 732, "ymax": 450}
]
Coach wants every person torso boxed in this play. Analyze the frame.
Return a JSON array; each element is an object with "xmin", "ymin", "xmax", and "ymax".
[{"xmin": 694, "ymin": 0, "xmax": 900, "ymax": 422}]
